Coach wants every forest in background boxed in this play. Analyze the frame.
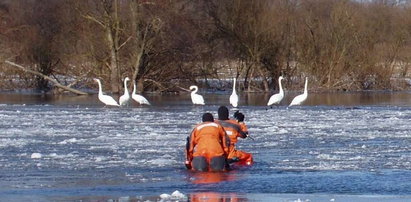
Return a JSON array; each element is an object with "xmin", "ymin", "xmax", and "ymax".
[{"xmin": 0, "ymin": 0, "xmax": 411, "ymax": 94}]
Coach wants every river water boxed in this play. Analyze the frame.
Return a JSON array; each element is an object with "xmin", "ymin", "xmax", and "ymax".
[{"xmin": 0, "ymin": 91, "xmax": 411, "ymax": 201}]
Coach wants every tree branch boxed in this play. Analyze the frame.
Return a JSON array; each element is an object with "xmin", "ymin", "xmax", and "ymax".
[
  {"xmin": 82, "ymin": 14, "xmax": 106, "ymax": 28},
  {"xmin": 5, "ymin": 60, "xmax": 88, "ymax": 95}
]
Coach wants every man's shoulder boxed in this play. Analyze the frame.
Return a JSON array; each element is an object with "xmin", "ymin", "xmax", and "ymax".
[
  {"xmin": 195, "ymin": 122, "xmax": 220, "ymax": 130},
  {"xmin": 226, "ymin": 119, "xmax": 240, "ymax": 125}
]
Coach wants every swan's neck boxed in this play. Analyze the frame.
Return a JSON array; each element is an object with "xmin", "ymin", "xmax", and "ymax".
[
  {"xmin": 192, "ymin": 86, "xmax": 198, "ymax": 94},
  {"xmin": 232, "ymin": 78, "xmax": 237, "ymax": 93},
  {"xmin": 123, "ymin": 79, "xmax": 129, "ymax": 94},
  {"xmin": 96, "ymin": 80, "xmax": 103, "ymax": 95},
  {"xmin": 303, "ymin": 78, "xmax": 308, "ymax": 95},
  {"xmin": 132, "ymin": 84, "xmax": 137, "ymax": 95},
  {"xmin": 278, "ymin": 78, "xmax": 283, "ymax": 95}
]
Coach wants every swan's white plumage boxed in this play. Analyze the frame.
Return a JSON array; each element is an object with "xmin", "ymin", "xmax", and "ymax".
[
  {"xmin": 189, "ymin": 85, "xmax": 205, "ymax": 105},
  {"xmin": 119, "ymin": 77, "xmax": 130, "ymax": 106},
  {"xmin": 267, "ymin": 76, "xmax": 284, "ymax": 106},
  {"xmin": 229, "ymin": 78, "xmax": 238, "ymax": 107},
  {"xmin": 289, "ymin": 77, "xmax": 308, "ymax": 106},
  {"xmin": 132, "ymin": 83, "xmax": 150, "ymax": 105},
  {"xmin": 94, "ymin": 78, "xmax": 120, "ymax": 106}
]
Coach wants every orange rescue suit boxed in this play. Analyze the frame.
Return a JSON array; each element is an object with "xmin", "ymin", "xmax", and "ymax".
[
  {"xmin": 187, "ymin": 121, "xmax": 229, "ymax": 162},
  {"xmin": 216, "ymin": 119, "xmax": 253, "ymax": 165}
]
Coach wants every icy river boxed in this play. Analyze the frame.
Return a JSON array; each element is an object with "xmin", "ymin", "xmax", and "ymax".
[{"xmin": 0, "ymin": 91, "xmax": 411, "ymax": 201}]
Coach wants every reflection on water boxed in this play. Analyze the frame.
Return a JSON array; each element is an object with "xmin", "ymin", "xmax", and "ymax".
[
  {"xmin": 188, "ymin": 171, "xmax": 237, "ymax": 184},
  {"xmin": 190, "ymin": 192, "xmax": 243, "ymax": 202},
  {"xmin": 0, "ymin": 91, "xmax": 410, "ymax": 106}
]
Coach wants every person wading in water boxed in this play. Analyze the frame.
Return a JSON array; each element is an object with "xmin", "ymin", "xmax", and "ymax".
[
  {"xmin": 216, "ymin": 106, "xmax": 253, "ymax": 165},
  {"xmin": 185, "ymin": 113, "xmax": 230, "ymax": 171}
]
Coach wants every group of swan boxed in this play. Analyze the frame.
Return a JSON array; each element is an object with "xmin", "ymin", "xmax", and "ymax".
[
  {"xmin": 267, "ymin": 76, "xmax": 308, "ymax": 107},
  {"xmin": 94, "ymin": 76, "xmax": 307, "ymax": 107},
  {"xmin": 190, "ymin": 77, "xmax": 308, "ymax": 107},
  {"xmin": 189, "ymin": 77, "xmax": 239, "ymax": 107},
  {"xmin": 94, "ymin": 78, "xmax": 150, "ymax": 107}
]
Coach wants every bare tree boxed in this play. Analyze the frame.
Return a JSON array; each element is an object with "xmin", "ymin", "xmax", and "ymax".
[{"xmin": 80, "ymin": 0, "xmax": 131, "ymax": 94}]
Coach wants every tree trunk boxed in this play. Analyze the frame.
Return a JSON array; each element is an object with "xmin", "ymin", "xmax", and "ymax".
[
  {"xmin": 247, "ymin": 67, "xmax": 255, "ymax": 92},
  {"xmin": 108, "ymin": 28, "xmax": 120, "ymax": 94},
  {"xmin": 257, "ymin": 66, "xmax": 269, "ymax": 92},
  {"xmin": 109, "ymin": 0, "xmax": 120, "ymax": 94},
  {"xmin": 137, "ymin": 78, "xmax": 144, "ymax": 93},
  {"xmin": 130, "ymin": 1, "xmax": 145, "ymax": 89}
]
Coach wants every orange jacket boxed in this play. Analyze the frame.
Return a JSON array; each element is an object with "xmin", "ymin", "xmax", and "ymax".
[
  {"xmin": 216, "ymin": 119, "xmax": 247, "ymax": 145},
  {"xmin": 187, "ymin": 121, "xmax": 229, "ymax": 161}
]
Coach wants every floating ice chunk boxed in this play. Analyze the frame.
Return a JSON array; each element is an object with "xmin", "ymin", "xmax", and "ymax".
[
  {"xmin": 95, "ymin": 157, "xmax": 104, "ymax": 162},
  {"xmin": 59, "ymin": 138, "xmax": 78, "ymax": 144},
  {"xmin": 31, "ymin": 153, "xmax": 42, "ymax": 159},
  {"xmin": 159, "ymin": 193, "xmax": 171, "ymax": 200},
  {"xmin": 171, "ymin": 190, "xmax": 186, "ymax": 199},
  {"xmin": 159, "ymin": 190, "xmax": 186, "ymax": 201}
]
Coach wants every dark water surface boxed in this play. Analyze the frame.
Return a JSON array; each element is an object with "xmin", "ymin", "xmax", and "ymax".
[
  {"xmin": 0, "ymin": 91, "xmax": 410, "ymax": 201},
  {"xmin": 1, "ymin": 90, "xmax": 410, "ymax": 106}
]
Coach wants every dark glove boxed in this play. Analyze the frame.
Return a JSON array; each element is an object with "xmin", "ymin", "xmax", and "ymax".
[{"xmin": 227, "ymin": 157, "xmax": 240, "ymax": 164}]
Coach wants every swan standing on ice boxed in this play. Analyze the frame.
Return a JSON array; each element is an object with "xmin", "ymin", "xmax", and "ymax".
[
  {"xmin": 189, "ymin": 85, "xmax": 205, "ymax": 105},
  {"xmin": 289, "ymin": 77, "xmax": 308, "ymax": 107},
  {"xmin": 93, "ymin": 78, "xmax": 120, "ymax": 106},
  {"xmin": 267, "ymin": 76, "xmax": 284, "ymax": 106},
  {"xmin": 119, "ymin": 77, "xmax": 131, "ymax": 106},
  {"xmin": 132, "ymin": 83, "xmax": 151, "ymax": 105},
  {"xmin": 229, "ymin": 78, "xmax": 239, "ymax": 108}
]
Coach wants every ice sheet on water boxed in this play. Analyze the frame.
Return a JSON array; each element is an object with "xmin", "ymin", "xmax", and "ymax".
[{"xmin": 1, "ymin": 104, "xmax": 411, "ymax": 195}]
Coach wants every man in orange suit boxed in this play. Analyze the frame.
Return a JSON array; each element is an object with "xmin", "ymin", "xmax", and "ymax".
[
  {"xmin": 185, "ymin": 113, "xmax": 229, "ymax": 171},
  {"xmin": 216, "ymin": 106, "xmax": 253, "ymax": 165}
]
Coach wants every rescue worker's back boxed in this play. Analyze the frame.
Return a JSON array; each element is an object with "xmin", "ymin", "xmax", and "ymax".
[
  {"xmin": 188, "ymin": 122, "xmax": 228, "ymax": 159},
  {"xmin": 186, "ymin": 113, "xmax": 229, "ymax": 171}
]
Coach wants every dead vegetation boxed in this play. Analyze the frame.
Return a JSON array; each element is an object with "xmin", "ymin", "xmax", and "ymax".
[{"xmin": 0, "ymin": 0, "xmax": 410, "ymax": 94}]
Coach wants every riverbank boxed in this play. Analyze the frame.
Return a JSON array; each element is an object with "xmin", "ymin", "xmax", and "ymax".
[
  {"xmin": 0, "ymin": 90, "xmax": 410, "ymax": 107},
  {"xmin": 1, "ymin": 76, "xmax": 410, "ymax": 95}
]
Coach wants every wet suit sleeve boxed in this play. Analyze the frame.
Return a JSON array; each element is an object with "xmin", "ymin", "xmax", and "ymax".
[
  {"xmin": 185, "ymin": 128, "xmax": 196, "ymax": 169},
  {"xmin": 239, "ymin": 123, "xmax": 249, "ymax": 137},
  {"xmin": 218, "ymin": 120, "xmax": 248, "ymax": 139},
  {"xmin": 219, "ymin": 126, "xmax": 229, "ymax": 155}
]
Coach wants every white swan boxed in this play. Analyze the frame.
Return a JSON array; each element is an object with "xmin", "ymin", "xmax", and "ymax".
[
  {"xmin": 229, "ymin": 77, "xmax": 238, "ymax": 107},
  {"xmin": 189, "ymin": 85, "xmax": 205, "ymax": 105},
  {"xmin": 119, "ymin": 77, "xmax": 130, "ymax": 106},
  {"xmin": 93, "ymin": 78, "xmax": 120, "ymax": 106},
  {"xmin": 132, "ymin": 83, "xmax": 151, "ymax": 105},
  {"xmin": 289, "ymin": 77, "xmax": 308, "ymax": 106},
  {"xmin": 267, "ymin": 76, "xmax": 284, "ymax": 106}
]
